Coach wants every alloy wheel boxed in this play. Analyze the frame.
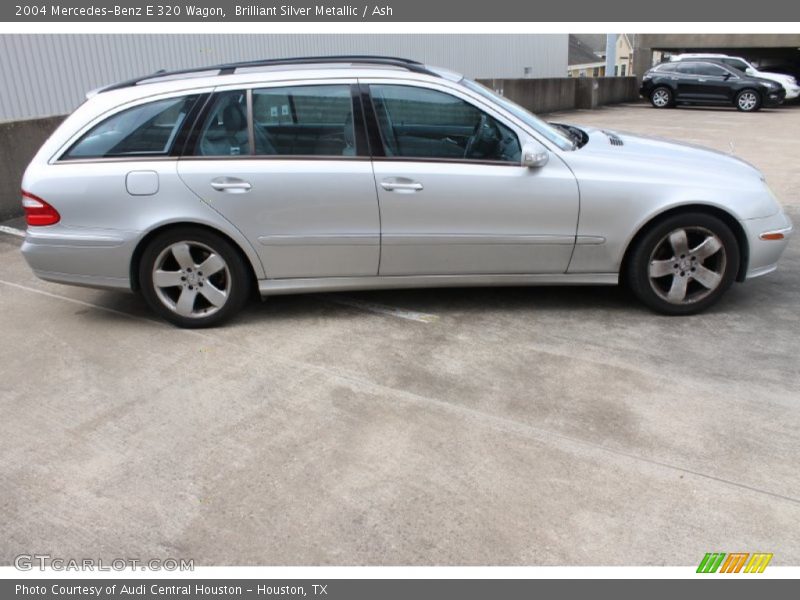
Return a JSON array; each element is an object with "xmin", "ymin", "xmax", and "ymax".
[
  {"xmin": 738, "ymin": 91, "xmax": 758, "ymax": 111},
  {"xmin": 652, "ymin": 89, "xmax": 670, "ymax": 107},
  {"xmin": 647, "ymin": 227, "xmax": 727, "ymax": 305},
  {"xmin": 152, "ymin": 241, "xmax": 231, "ymax": 318}
]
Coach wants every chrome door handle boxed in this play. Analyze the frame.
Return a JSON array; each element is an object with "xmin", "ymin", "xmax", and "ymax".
[
  {"xmin": 698, "ymin": 78, "xmax": 707, "ymax": 82},
  {"xmin": 210, "ymin": 177, "xmax": 252, "ymax": 193},
  {"xmin": 380, "ymin": 179, "xmax": 423, "ymax": 193}
]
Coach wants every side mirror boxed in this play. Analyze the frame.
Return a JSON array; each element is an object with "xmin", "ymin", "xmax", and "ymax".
[
  {"xmin": 521, "ymin": 141, "xmax": 549, "ymax": 168},
  {"xmin": 724, "ymin": 72, "xmax": 732, "ymax": 80},
  {"xmin": 746, "ymin": 68, "xmax": 756, "ymax": 76}
]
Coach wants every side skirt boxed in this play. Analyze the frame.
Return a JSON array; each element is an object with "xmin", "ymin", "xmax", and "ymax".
[{"xmin": 258, "ymin": 273, "xmax": 618, "ymax": 296}]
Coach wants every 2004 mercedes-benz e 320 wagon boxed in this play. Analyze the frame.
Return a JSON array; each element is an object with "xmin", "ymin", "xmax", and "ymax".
[{"xmin": 20, "ymin": 56, "xmax": 793, "ymax": 328}]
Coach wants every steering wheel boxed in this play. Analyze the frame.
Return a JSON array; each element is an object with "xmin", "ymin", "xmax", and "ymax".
[{"xmin": 463, "ymin": 114, "xmax": 488, "ymax": 159}]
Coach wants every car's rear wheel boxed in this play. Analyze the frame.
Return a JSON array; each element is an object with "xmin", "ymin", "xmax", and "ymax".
[
  {"xmin": 139, "ymin": 227, "xmax": 251, "ymax": 328},
  {"xmin": 627, "ymin": 213, "xmax": 739, "ymax": 315},
  {"xmin": 650, "ymin": 86, "xmax": 673, "ymax": 108},
  {"xmin": 736, "ymin": 89, "xmax": 761, "ymax": 112}
]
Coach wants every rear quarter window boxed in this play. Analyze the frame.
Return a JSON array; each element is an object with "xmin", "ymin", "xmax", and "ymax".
[{"xmin": 62, "ymin": 95, "xmax": 200, "ymax": 160}]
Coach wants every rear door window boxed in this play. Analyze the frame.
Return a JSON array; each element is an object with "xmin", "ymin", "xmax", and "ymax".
[
  {"xmin": 252, "ymin": 85, "xmax": 355, "ymax": 156},
  {"xmin": 193, "ymin": 91, "xmax": 250, "ymax": 156},
  {"xmin": 676, "ymin": 62, "xmax": 700, "ymax": 75},
  {"xmin": 654, "ymin": 63, "xmax": 678, "ymax": 73},
  {"xmin": 63, "ymin": 95, "xmax": 199, "ymax": 159},
  {"xmin": 694, "ymin": 64, "xmax": 729, "ymax": 77},
  {"xmin": 192, "ymin": 85, "xmax": 356, "ymax": 157}
]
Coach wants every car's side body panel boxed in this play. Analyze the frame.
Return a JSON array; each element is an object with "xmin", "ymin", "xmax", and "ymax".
[
  {"xmin": 20, "ymin": 159, "xmax": 267, "ymax": 289},
  {"xmin": 179, "ymin": 157, "xmax": 381, "ymax": 278}
]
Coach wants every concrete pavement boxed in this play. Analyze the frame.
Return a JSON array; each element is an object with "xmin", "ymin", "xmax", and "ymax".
[{"xmin": 1, "ymin": 104, "xmax": 798, "ymax": 566}]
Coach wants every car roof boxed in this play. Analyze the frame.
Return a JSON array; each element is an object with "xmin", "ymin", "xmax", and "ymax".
[
  {"xmin": 657, "ymin": 58, "xmax": 738, "ymax": 69},
  {"xmin": 87, "ymin": 56, "xmax": 463, "ymax": 101}
]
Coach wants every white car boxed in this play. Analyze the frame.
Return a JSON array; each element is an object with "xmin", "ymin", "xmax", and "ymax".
[{"xmin": 670, "ymin": 53, "xmax": 800, "ymax": 100}]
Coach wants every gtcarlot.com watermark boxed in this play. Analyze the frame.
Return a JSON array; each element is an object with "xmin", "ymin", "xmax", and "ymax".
[{"xmin": 14, "ymin": 554, "xmax": 194, "ymax": 571}]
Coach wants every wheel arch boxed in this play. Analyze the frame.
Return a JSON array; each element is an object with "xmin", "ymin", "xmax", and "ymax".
[
  {"xmin": 620, "ymin": 204, "xmax": 750, "ymax": 284},
  {"xmin": 130, "ymin": 221, "xmax": 261, "ymax": 293}
]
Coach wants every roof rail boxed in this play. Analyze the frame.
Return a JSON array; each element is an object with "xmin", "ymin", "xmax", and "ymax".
[{"xmin": 98, "ymin": 55, "xmax": 439, "ymax": 93}]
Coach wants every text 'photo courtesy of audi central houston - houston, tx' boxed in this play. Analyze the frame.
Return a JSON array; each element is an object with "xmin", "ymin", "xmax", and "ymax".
[{"xmin": 19, "ymin": 56, "xmax": 792, "ymax": 327}]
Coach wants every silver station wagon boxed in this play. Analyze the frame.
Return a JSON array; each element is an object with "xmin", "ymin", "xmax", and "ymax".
[{"xmin": 20, "ymin": 56, "xmax": 792, "ymax": 327}]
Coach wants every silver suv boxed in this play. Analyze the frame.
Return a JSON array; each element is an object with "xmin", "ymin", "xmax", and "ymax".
[{"xmin": 20, "ymin": 56, "xmax": 792, "ymax": 327}]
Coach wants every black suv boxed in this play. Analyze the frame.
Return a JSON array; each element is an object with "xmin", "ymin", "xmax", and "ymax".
[{"xmin": 640, "ymin": 60, "xmax": 785, "ymax": 112}]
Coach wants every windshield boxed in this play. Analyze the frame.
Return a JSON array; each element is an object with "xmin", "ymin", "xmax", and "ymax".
[
  {"xmin": 722, "ymin": 58, "xmax": 751, "ymax": 71},
  {"xmin": 462, "ymin": 79, "xmax": 575, "ymax": 151}
]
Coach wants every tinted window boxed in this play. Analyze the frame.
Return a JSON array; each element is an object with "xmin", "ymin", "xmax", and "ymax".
[
  {"xmin": 694, "ymin": 63, "xmax": 729, "ymax": 77},
  {"xmin": 653, "ymin": 63, "xmax": 677, "ymax": 73},
  {"xmin": 677, "ymin": 62, "xmax": 700, "ymax": 75},
  {"xmin": 252, "ymin": 85, "xmax": 354, "ymax": 156},
  {"xmin": 721, "ymin": 58, "xmax": 749, "ymax": 71},
  {"xmin": 194, "ymin": 91, "xmax": 250, "ymax": 157},
  {"xmin": 369, "ymin": 85, "xmax": 521, "ymax": 162},
  {"xmin": 194, "ymin": 86, "xmax": 355, "ymax": 157},
  {"xmin": 64, "ymin": 96, "xmax": 198, "ymax": 159}
]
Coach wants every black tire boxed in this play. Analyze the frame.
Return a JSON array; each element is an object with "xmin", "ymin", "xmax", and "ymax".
[
  {"xmin": 650, "ymin": 86, "xmax": 674, "ymax": 108},
  {"xmin": 139, "ymin": 226, "xmax": 251, "ymax": 328},
  {"xmin": 626, "ymin": 212, "xmax": 739, "ymax": 316},
  {"xmin": 735, "ymin": 89, "xmax": 762, "ymax": 112}
]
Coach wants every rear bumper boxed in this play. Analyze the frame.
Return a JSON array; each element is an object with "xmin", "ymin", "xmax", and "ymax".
[
  {"xmin": 20, "ymin": 226, "xmax": 138, "ymax": 291},
  {"xmin": 742, "ymin": 211, "xmax": 793, "ymax": 279}
]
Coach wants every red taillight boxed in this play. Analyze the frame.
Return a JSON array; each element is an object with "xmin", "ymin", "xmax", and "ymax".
[{"xmin": 21, "ymin": 190, "xmax": 60, "ymax": 226}]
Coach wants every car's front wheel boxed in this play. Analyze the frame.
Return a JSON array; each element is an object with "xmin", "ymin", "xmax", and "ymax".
[
  {"xmin": 650, "ymin": 86, "xmax": 674, "ymax": 108},
  {"xmin": 139, "ymin": 227, "xmax": 251, "ymax": 328},
  {"xmin": 736, "ymin": 89, "xmax": 761, "ymax": 112},
  {"xmin": 627, "ymin": 213, "xmax": 739, "ymax": 315}
]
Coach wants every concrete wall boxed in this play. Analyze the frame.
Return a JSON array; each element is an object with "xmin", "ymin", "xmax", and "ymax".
[
  {"xmin": 478, "ymin": 76, "xmax": 639, "ymax": 113},
  {"xmin": 0, "ymin": 116, "xmax": 63, "ymax": 221},
  {"xmin": 575, "ymin": 77, "xmax": 640, "ymax": 109}
]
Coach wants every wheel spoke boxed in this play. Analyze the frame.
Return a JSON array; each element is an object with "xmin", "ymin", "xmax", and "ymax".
[
  {"xmin": 669, "ymin": 229, "xmax": 689, "ymax": 257},
  {"xmin": 649, "ymin": 259, "xmax": 675, "ymax": 278},
  {"xmin": 691, "ymin": 265, "xmax": 722, "ymax": 290},
  {"xmin": 198, "ymin": 282, "xmax": 227, "ymax": 307},
  {"xmin": 198, "ymin": 253, "xmax": 226, "ymax": 276},
  {"xmin": 691, "ymin": 236, "xmax": 722, "ymax": 260},
  {"xmin": 153, "ymin": 270, "xmax": 183, "ymax": 288},
  {"xmin": 175, "ymin": 288, "xmax": 198, "ymax": 317},
  {"xmin": 171, "ymin": 243, "xmax": 195, "ymax": 270},
  {"xmin": 667, "ymin": 275, "xmax": 689, "ymax": 302}
]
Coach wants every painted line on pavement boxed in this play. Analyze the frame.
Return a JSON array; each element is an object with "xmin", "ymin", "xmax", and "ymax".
[
  {"xmin": 0, "ymin": 225, "xmax": 25, "ymax": 238},
  {"xmin": 323, "ymin": 295, "xmax": 439, "ymax": 323}
]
